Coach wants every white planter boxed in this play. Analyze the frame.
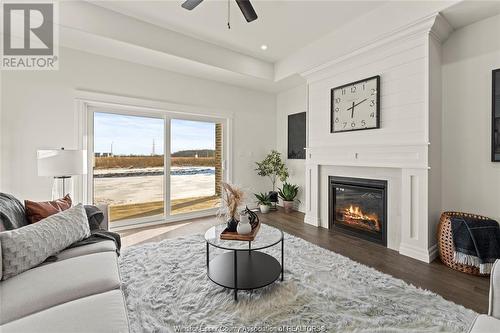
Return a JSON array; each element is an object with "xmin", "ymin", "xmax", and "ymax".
[{"xmin": 259, "ymin": 205, "xmax": 271, "ymax": 214}]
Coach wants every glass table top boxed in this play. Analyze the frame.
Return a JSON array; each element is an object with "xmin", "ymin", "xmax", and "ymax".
[{"xmin": 204, "ymin": 223, "xmax": 283, "ymax": 251}]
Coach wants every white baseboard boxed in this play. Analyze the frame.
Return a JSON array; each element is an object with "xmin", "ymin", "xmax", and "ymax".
[
  {"xmin": 304, "ymin": 214, "xmax": 321, "ymax": 227},
  {"xmin": 399, "ymin": 243, "xmax": 436, "ymax": 263}
]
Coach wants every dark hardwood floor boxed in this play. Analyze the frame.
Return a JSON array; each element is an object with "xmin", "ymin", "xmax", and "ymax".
[{"xmin": 117, "ymin": 208, "xmax": 490, "ymax": 313}]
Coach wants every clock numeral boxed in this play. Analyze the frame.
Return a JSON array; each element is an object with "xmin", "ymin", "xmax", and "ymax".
[
  {"xmin": 370, "ymin": 112, "xmax": 375, "ymax": 118},
  {"xmin": 334, "ymin": 118, "xmax": 339, "ymax": 123},
  {"xmin": 362, "ymin": 83, "xmax": 366, "ymax": 90},
  {"xmin": 351, "ymin": 122, "xmax": 356, "ymax": 128},
  {"xmin": 343, "ymin": 122, "xmax": 347, "ymax": 129},
  {"xmin": 342, "ymin": 89, "xmax": 346, "ymax": 95},
  {"xmin": 351, "ymin": 86, "xmax": 356, "ymax": 93},
  {"xmin": 370, "ymin": 100, "xmax": 375, "ymax": 107},
  {"xmin": 334, "ymin": 107, "xmax": 339, "ymax": 113},
  {"xmin": 361, "ymin": 120, "xmax": 366, "ymax": 127},
  {"xmin": 335, "ymin": 98, "xmax": 341, "ymax": 103},
  {"xmin": 371, "ymin": 88, "xmax": 376, "ymax": 96}
]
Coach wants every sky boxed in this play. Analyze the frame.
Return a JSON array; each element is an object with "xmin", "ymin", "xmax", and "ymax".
[{"xmin": 94, "ymin": 112, "xmax": 216, "ymax": 155}]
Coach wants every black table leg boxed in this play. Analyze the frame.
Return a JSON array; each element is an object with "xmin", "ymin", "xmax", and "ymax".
[
  {"xmin": 234, "ymin": 250, "xmax": 238, "ymax": 301},
  {"xmin": 206, "ymin": 242, "xmax": 209, "ymax": 268},
  {"xmin": 281, "ymin": 238, "xmax": 284, "ymax": 281}
]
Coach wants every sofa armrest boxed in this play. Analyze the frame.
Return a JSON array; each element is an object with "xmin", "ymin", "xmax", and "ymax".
[
  {"xmin": 489, "ymin": 260, "xmax": 500, "ymax": 318},
  {"xmin": 95, "ymin": 204, "xmax": 109, "ymax": 231}
]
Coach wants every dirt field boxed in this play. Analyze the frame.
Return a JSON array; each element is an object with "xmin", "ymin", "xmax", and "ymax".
[
  {"xmin": 109, "ymin": 196, "xmax": 220, "ymax": 222},
  {"xmin": 95, "ymin": 156, "xmax": 215, "ymax": 169}
]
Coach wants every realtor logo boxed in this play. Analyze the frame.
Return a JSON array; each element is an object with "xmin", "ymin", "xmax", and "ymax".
[{"xmin": 1, "ymin": 2, "xmax": 59, "ymax": 70}]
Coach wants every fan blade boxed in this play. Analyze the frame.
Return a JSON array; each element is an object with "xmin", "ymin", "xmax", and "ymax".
[
  {"xmin": 181, "ymin": 0, "xmax": 204, "ymax": 10},
  {"xmin": 235, "ymin": 0, "xmax": 258, "ymax": 22}
]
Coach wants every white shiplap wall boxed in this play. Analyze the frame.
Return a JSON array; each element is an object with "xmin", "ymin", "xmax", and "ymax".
[{"xmin": 307, "ymin": 35, "xmax": 428, "ymax": 147}]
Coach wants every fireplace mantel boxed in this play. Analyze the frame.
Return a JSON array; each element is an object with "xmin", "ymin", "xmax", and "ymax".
[
  {"xmin": 306, "ymin": 143, "xmax": 429, "ymax": 170},
  {"xmin": 300, "ymin": 14, "xmax": 451, "ymax": 263}
]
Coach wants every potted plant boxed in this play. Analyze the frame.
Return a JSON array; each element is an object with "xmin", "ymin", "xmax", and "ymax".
[
  {"xmin": 218, "ymin": 182, "xmax": 244, "ymax": 232},
  {"xmin": 255, "ymin": 150, "xmax": 289, "ymax": 206},
  {"xmin": 278, "ymin": 183, "xmax": 300, "ymax": 213},
  {"xmin": 254, "ymin": 192, "xmax": 272, "ymax": 214}
]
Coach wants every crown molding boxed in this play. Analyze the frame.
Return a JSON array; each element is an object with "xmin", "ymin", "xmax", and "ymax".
[
  {"xmin": 300, "ymin": 13, "xmax": 452, "ymax": 80},
  {"xmin": 429, "ymin": 13, "xmax": 454, "ymax": 44}
]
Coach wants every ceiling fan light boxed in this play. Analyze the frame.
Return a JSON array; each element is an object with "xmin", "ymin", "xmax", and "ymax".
[{"xmin": 260, "ymin": 44, "xmax": 268, "ymax": 50}]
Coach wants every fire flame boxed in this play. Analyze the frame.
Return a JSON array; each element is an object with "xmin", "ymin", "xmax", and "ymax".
[{"xmin": 342, "ymin": 205, "xmax": 381, "ymax": 231}]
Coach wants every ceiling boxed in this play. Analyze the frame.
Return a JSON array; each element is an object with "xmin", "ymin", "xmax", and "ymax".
[
  {"xmin": 441, "ymin": 0, "xmax": 500, "ymax": 29},
  {"xmin": 91, "ymin": 0, "xmax": 386, "ymax": 63}
]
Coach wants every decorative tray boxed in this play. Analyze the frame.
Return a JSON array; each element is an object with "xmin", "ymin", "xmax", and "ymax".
[{"xmin": 220, "ymin": 221, "xmax": 261, "ymax": 241}]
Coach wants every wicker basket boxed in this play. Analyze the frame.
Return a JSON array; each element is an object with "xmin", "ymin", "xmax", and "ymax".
[{"xmin": 438, "ymin": 211, "xmax": 491, "ymax": 276}]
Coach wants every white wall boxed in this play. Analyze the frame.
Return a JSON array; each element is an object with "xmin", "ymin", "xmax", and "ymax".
[
  {"xmin": 0, "ymin": 47, "xmax": 276, "ymax": 202},
  {"xmin": 276, "ymin": 84, "xmax": 307, "ymax": 212},
  {"xmin": 442, "ymin": 14, "xmax": 500, "ymax": 220}
]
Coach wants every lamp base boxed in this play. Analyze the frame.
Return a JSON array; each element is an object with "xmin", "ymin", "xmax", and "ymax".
[{"xmin": 51, "ymin": 176, "xmax": 72, "ymax": 200}]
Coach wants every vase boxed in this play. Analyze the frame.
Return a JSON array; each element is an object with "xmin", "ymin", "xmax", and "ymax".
[
  {"xmin": 268, "ymin": 191, "xmax": 278, "ymax": 203},
  {"xmin": 227, "ymin": 217, "xmax": 238, "ymax": 232},
  {"xmin": 237, "ymin": 213, "xmax": 252, "ymax": 235},
  {"xmin": 283, "ymin": 200, "xmax": 294, "ymax": 213}
]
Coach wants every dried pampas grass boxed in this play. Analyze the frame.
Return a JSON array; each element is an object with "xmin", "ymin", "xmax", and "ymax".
[{"xmin": 218, "ymin": 182, "xmax": 245, "ymax": 221}]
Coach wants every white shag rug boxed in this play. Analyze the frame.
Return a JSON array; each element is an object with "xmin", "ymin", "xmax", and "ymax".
[{"xmin": 119, "ymin": 227, "xmax": 477, "ymax": 333}]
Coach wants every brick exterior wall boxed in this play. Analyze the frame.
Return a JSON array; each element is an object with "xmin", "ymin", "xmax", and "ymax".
[{"xmin": 215, "ymin": 123, "xmax": 223, "ymax": 196}]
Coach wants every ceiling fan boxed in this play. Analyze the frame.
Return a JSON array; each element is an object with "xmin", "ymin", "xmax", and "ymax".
[{"xmin": 181, "ymin": 0, "xmax": 258, "ymax": 23}]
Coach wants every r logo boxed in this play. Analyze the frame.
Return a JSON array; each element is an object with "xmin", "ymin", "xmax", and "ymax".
[{"xmin": 3, "ymin": 3, "xmax": 53, "ymax": 55}]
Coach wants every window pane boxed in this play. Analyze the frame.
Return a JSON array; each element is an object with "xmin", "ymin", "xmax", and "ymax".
[
  {"xmin": 170, "ymin": 119, "xmax": 222, "ymax": 215},
  {"xmin": 93, "ymin": 112, "xmax": 164, "ymax": 224}
]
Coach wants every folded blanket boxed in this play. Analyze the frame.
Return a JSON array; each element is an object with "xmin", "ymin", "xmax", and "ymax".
[
  {"xmin": 451, "ymin": 216, "xmax": 500, "ymax": 274},
  {"xmin": 68, "ymin": 229, "xmax": 121, "ymax": 256}
]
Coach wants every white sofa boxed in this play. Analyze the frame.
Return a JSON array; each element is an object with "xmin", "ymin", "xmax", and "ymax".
[
  {"xmin": 0, "ymin": 205, "xmax": 130, "ymax": 333},
  {"xmin": 469, "ymin": 260, "xmax": 500, "ymax": 333}
]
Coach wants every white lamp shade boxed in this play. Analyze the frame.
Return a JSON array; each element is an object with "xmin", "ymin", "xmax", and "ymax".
[{"xmin": 37, "ymin": 149, "xmax": 87, "ymax": 177}]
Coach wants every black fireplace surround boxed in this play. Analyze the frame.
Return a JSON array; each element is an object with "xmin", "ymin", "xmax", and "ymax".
[{"xmin": 329, "ymin": 176, "xmax": 387, "ymax": 246}]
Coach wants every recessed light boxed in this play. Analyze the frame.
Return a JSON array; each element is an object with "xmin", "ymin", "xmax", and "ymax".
[{"xmin": 260, "ymin": 44, "xmax": 268, "ymax": 51}]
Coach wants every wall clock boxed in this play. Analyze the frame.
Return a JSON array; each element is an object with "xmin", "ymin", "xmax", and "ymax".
[{"xmin": 331, "ymin": 75, "xmax": 380, "ymax": 133}]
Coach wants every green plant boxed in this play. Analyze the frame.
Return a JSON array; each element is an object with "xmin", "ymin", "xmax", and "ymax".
[
  {"xmin": 278, "ymin": 183, "xmax": 300, "ymax": 202},
  {"xmin": 254, "ymin": 192, "xmax": 272, "ymax": 206},
  {"xmin": 255, "ymin": 150, "xmax": 289, "ymax": 192}
]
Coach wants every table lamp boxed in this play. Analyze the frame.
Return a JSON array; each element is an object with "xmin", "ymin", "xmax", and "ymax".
[{"xmin": 37, "ymin": 148, "xmax": 87, "ymax": 199}]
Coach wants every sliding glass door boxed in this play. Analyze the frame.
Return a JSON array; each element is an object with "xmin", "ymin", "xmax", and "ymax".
[
  {"xmin": 170, "ymin": 119, "xmax": 222, "ymax": 215},
  {"xmin": 90, "ymin": 109, "xmax": 224, "ymax": 228},
  {"xmin": 93, "ymin": 112, "xmax": 165, "ymax": 224}
]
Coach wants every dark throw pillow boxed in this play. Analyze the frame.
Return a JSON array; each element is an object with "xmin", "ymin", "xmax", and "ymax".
[
  {"xmin": 0, "ymin": 193, "xmax": 29, "ymax": 231},
  {"xmin": 84, "ymin": 205, "xmax": 104, "ymax": 230},
  {"xmin": 24, "ymin": 194, "xmax": 72, "ymax": 224}
]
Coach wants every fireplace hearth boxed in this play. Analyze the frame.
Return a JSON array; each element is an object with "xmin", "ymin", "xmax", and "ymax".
[{"xmin": 329, "ymin": 176, "xmax": 387, "ymax": 246}]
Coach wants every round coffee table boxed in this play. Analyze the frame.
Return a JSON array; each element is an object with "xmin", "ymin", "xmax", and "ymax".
[{"xmin": 204, "ymin": 223, "xmax": 284, "ymax": 300}]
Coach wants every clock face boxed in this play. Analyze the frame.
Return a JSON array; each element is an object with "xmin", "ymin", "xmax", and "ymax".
[{"xmin": 331, "ymin": 76, "xmax": 380, "ymax": 133}]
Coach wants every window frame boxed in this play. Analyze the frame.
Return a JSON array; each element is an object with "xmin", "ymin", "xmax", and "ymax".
[{"xmin": 75, "ymin": 91, "xmax": 232, "ymax": 230}]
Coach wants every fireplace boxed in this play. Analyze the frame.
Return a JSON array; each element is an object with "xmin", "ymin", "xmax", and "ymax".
[{"xmin": 329, "ymin": 176, "xmax": 387, "ymax": 246}]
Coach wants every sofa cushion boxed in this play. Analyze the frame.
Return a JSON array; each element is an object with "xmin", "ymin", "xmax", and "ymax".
[
  {"xmin": 0, "ymin": 251, "xmax": 120, "ymax": 324},
  {"xmin": 0, "ymin": 290, "xmax": 129, "ymax": 333},
  {"xmin": 54, "ymin": 240, "xmax": 116, "ymax": 261},
  {"xmin": 468, "ymin": 314, "xmax": 500, "ymax": 333},
  {"xmin": 0, "ymin": 204, "xmax": 90, "ymax": 280},
  {"xmin": 0, "ymin": 193, "xmax": 29, "ymax": 231},
  {"xmin": 24, "ymin": 194, "xmax": 72, "ymax": 224}
]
